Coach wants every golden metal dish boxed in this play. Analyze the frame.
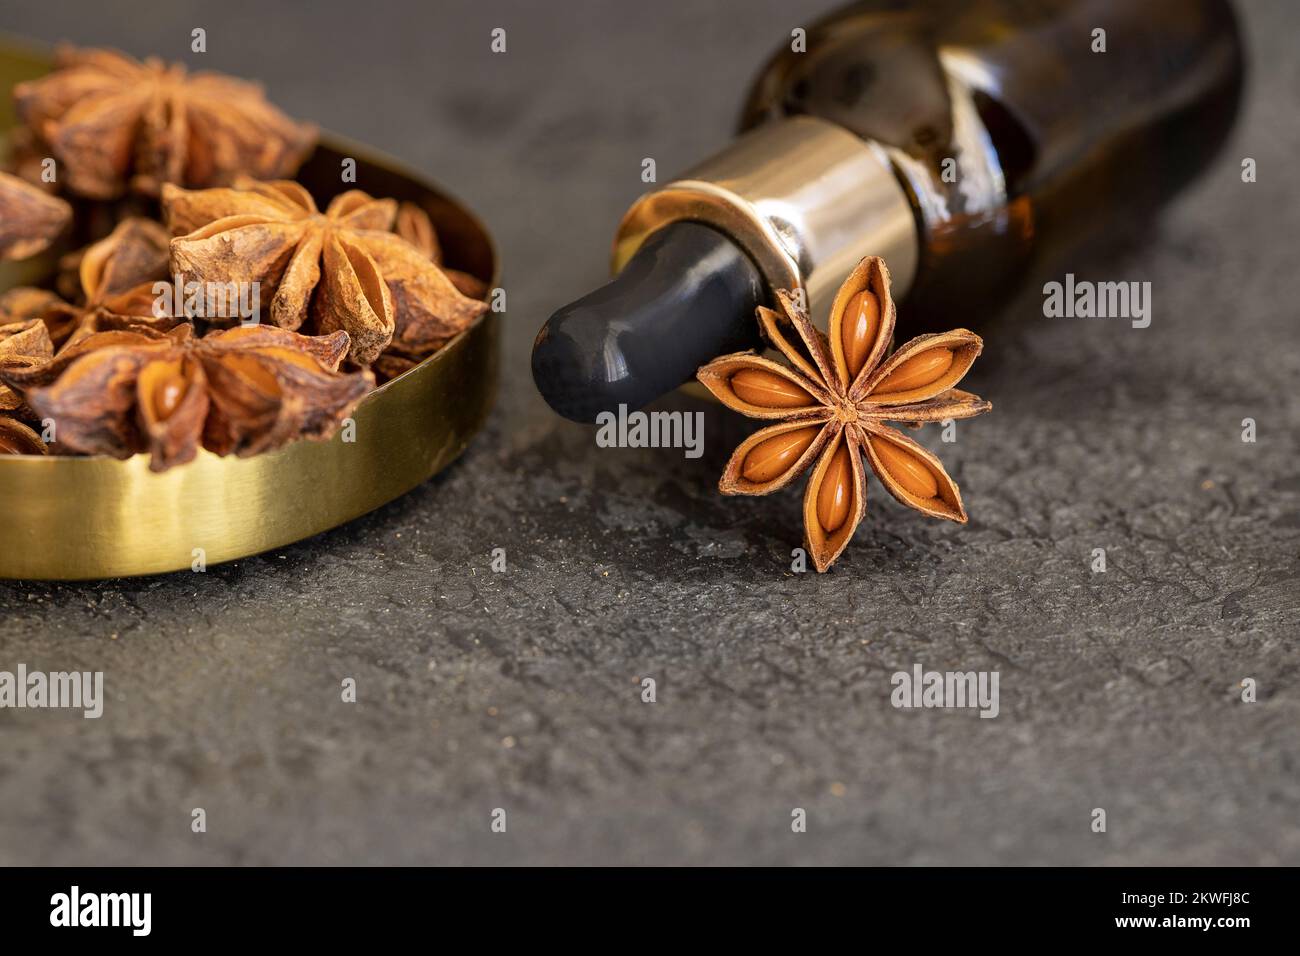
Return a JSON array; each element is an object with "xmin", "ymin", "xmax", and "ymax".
[{"xmin": 0, "ymin": 42, "xmax": 498, "ymax": 580}]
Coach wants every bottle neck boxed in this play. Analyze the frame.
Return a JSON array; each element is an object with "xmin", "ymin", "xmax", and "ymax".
[{"xmin": 613, "ymin": 115, "xmax": 920, "ymax": 324}]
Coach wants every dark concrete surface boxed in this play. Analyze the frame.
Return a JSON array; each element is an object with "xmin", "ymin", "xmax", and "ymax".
[{"xmin": 0, "ymin": 1, "xmax": 1297, "ymax": 865}]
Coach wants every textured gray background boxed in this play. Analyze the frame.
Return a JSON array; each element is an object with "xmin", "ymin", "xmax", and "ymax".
[{"xmin": 0, "ymin": 0, "xmax": 1297, "ymax": 865}]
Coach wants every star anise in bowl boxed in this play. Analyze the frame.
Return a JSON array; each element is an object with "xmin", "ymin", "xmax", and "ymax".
[
  {"xmin": 13, "ymin": 45, "xmax": 317, "ymax": 199},
  {"xmin": 0, "ymin": 324, "xmax": 373, "ymax": 472},
  {"xmin": 3, "ymin": 216, "xmax": 182, "ymax": 351},
  {"xmin": 0, "ymin": 170, "xmax": 70, "ymax": 260},
  {"xmin": 0, "ymin": 318, "xmax": 55, "ymax": 455},
  {"xmin": 697, "ymin": 256, "xmax": 991, "ymax": 573},
  {"xmin": 0, "ymin": 44, "xmax": 493, "ymax": 477},
  {"xmin": 163, "ymin": 178, "xmax": 489, "ymax": 367}
]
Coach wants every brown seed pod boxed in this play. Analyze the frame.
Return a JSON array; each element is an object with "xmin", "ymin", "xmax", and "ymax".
[{"xmin": 697, "ymin": 255, "xmax": 992, "ymax": 572}]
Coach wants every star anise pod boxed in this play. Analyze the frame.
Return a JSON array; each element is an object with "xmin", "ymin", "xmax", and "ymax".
[
  {"xmin": 0, "ymin": 318, "xmax": 54, "ymax": 410},
  {"xmin": 0, "ymin": 415, "xmax": 46, "ymax": 455},
  {"xmin": 395, "ymin": 201, "xmax": 491, "ymax": 300},
  {"xmin": 374, "ymin": 201, "xmax": 491, "ymax": 382},
  {"xmin": 0, "ymin": 319, "xmax": 55, "ymax": 455},
  {"xmin": 163, "ymin": 179, "xmax": 488, "ymax": 366},
  {"xmin": 13, "ymin": 45, "xmax": 317, "ymax": 199},
  {"xmin": 6, "ymin": 127, "xmax": 53, "ymax": 191},
  {"xmin": 0, "ymin": 170, "xmax": 71, "ymax": 260},
  {"xmin": 56, "ymin": 216, "xmax": 170, "ymax": 304},
  {"xmin": 0, "ymin": 288, "xmax": 78, "ymax": 351},
  {"xmin": 696, "ymin": 256, "xmax": 991, "ymax": 572},
  {"xmin": 0, "ymin": 217, "xmax": 181, "ymax": 351},
  {"xmin": 0, "ymin": 324, "xmax": 373, "ymax": 472},
  {"xmin": 395, "ymin": 201, "xmax": 442, "ymax": 263}
]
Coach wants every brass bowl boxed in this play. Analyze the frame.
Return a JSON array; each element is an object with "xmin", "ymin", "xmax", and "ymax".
[{"xmin": 0, "ymin": 43, "xmax": 498, "ymax": 579}]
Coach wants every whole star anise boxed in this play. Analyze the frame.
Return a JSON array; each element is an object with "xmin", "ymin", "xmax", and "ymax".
[
  {"xmin": 14, "ymin": 45, "xmax": 317, "ymax": 199},
  {"xmin": 0, "ymin": 170, "xmax": 71, "ymax": 260},
  {"xmin": 696, "ymin": 256, "xmax": 991, "ymax": 573},
  {"xmin": 163, "ymin": 179, "xmax": 488, "ymax": 366},
  {"xmin": 0, "ymin": 216, "xmax": 183, "ymax": 353},
  {"xmin": 0, "ymin": 324, "xmax": 373, "ymax": 472}
]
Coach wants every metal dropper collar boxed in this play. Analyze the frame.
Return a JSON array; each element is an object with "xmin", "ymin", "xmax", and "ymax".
[{"xmin": 612, "ymin": 114, "xmax": 920, "ymax": 321}]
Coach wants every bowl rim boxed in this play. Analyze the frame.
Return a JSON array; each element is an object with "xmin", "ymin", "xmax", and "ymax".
[{"xmin": 0, "ymin": 41, "xmax": 501, "ymax": 579}]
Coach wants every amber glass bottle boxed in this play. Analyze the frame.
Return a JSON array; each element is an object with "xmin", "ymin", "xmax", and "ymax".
[
  {"xmin": 739, "ymin": 0, "xmax": 1245, "ymax": 326},
  {"xmin": 536, "ymin": 0, "xmax": 1244, "ymax": 421}
]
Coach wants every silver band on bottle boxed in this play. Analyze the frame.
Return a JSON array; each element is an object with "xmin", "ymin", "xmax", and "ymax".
[{"xmin": 612, "ymin": 115, "xmax": 919, "ymax": 323}]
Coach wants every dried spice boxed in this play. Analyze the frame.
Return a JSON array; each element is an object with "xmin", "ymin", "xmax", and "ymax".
[
  {"xmin": 57, "ymin": 216, "xmax": 170, "ymax": 305},
  {"xmin": 0, "ymin": 217, "xmax": 180, "ymax": 350},
  {"xmin": 0, "ymin": 319, "xmax": 55, "ymax": 456},
  {"xmin": 0, "ymin": 46, "xmax": 486, "ymax": 474},
  {"xmin": 370, "ymin": 351, "xmax": 419, "ymax": 383},
  {"xmin": 0, "ymin": 324, "xmax": 373, "ymax": 472},
  {"xmin": 395, "ymin": 201, "xmax": 441, "ymax": 263},
  {"xmin": 0, "ymin": 415, "xmax": 46, "ymax": 455},
  {"xmin": 164, "ymin": 179, "xmax": 488, "ymax": 366},
  {"xmin": 0, "ymin": 318, "xmax": 54, "ymax": 407},
  {"xmin": 13, "ymin": 45, "xmax": 317, "ymax": 199},
  {"xmin": 697, "ymin": 256, "xmax": 991, "ymax": 572},
  {"xmin": 395, "ymin": 201, "xmax": 490, "ymax": 301},
  {"xmin": 6, "ymin": 126, "xmax": 51, "ymax": 190},
  {"xmin": 0, "ymin": 288, "xmax": 62, "ymax": 320},
  {"xmin": 0, "ymin": 170, "xmax": 71, "ymax": 260}
]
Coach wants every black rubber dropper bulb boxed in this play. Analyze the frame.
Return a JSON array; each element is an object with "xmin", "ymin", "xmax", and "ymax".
[{"xmin": 532, "ymin": 221, "xmax": 764, "ymax": 424}]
